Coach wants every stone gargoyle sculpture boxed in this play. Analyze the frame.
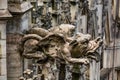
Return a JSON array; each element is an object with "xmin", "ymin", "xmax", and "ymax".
[{"xmin": 19, "ymin": 24, "xmax": 102, "ymax": 65}]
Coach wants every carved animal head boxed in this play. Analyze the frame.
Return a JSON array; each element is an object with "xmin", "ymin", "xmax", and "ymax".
[
  {"xmin": 20, "ymin": 28, "xmax": 102, "ymax": 63},
  {"xmin": 70, "ymin": 33, "xmax": 102, "ymax": 61},
  {"xmin": 70, "ymin": 33, "xmax": 91, "ymax": 57},
  {"xmin": 86, "ymin": 37, "xmax": 103, "ymax": 61}
]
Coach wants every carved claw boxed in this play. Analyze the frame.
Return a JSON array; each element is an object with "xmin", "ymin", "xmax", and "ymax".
[
  {"xmin": 82, "ymin": 58, "xmax": 90, "ymax": 65},
  {"xmin": 99, "ymin": 39, "xmax": 103, "ymax": 46},
  {"xmin": 66, "ymin": 58, "xmax": 90, "ymax": 65},
  {"xmin": 86, "ymin": 51, "xmax": 101, "ymax": 62},
  {"xmin": 94, "ymin": 37, "xmax": 101, "ymax": 42}
]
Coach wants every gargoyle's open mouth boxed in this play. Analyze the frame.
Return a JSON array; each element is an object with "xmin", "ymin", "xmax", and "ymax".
[{"xmin": 86, "ymin": 51, "xmax": 101, "ymax": 62}]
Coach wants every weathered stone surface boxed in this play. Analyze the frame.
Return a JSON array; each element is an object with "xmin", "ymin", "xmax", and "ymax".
[
  {"xmin": 7, "ymin": 34, "xmax": 23, "ymax": 80},
  {"xmin": 19, "ymin": 24, "xmax": 102, "ymax": 80},
  {"xmin": 8, "ymin": 2, "xmax": 33, "ymax": 13},
  {"xmin": 0, "ymin": 21, "xmax": 6, "ymax": 39},
  {"xmin": 7, "ymin": 13, "xmax": 29, "ymax": 33},
  {"xmin": 0, "ymin": 0, "xmax": 7, "ymax": 9},
  {"xmin": 0, "ymin": 10, "xmax": 12, "ymax": 19},
  {"xmin": 0, "ymin": 21, "xmax": 7, "ymax": 80},
  {"xmin": 6, "ymin": 5, "xmax": 30, "ymax": 80}
]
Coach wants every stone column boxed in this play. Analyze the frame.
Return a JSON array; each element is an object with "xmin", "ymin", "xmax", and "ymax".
[
  {"xmin": 7, "ymin": 33, "xmax": 24, "ymax": 80},
  {"xmin": 7, "ymin": 1, "xmax": 32, "ymax": 80},
  {"xmin": 0, "ymin": 0, "xmax": 12, "ymax": 80},
  {"xmin": 0, "ymin": 21, "xmax": 7, "ymax": 80}
]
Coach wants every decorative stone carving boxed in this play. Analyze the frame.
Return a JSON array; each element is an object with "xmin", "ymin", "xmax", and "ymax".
[
  {"xmin": 19, "ymin": 24, "xmax": 102, "ymax": 80},
  {"xmin": 19, "ymin": 24, "xmax": 102, "ymax": 64}
]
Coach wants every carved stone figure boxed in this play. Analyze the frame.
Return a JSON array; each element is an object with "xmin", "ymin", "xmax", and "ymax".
[
  {"xmin": 19, "ymin": 24, "xmax": 102, "ymax": 65},
  {"xmin": 19, "ymin": 24, "xmax": 102, "ymax": 80}
]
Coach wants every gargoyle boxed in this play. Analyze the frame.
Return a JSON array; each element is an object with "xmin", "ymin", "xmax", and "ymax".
[{"xmin": 19, "ymin": 24, "xmax": 102, "ymax": 65}]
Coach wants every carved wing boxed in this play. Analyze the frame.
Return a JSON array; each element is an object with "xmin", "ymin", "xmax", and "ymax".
[
  {"xmin": 38, "ymin": 33, "xmax": 66, "ymax": 59},
  {"xmin": 19, "ymin": 34, "xmax": 47, "ymax": 59}
]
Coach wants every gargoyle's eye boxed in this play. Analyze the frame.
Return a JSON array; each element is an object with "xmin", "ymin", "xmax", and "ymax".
[
  {"xmin": 85, "ymin": 40, "xmax": 89, "ymax": 43},
  {"xmin": 81, "ymin": 39, "xmax": 89, "ymax": 44},
  {"xmin": 70, "ymin": 40, "xmax": 77, "ymax": 45}
]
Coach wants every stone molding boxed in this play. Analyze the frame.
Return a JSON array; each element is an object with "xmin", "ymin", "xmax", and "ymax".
[
  {"xmin": 8, "ymin": 1, "xmax": 33, "ymax": 14},
  {"xmin": 0, "ymin": 10, "xmax": 12, "ymax": 20}
]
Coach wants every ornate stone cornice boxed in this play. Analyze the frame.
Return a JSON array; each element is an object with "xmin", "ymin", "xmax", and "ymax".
[
  {"xmin": 8, "ymin": 1, "xmax": 33, "ymax": 14},
  {"xmin": 0, "ymin": 9, "xmax": 12, "ymax": 20}
]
